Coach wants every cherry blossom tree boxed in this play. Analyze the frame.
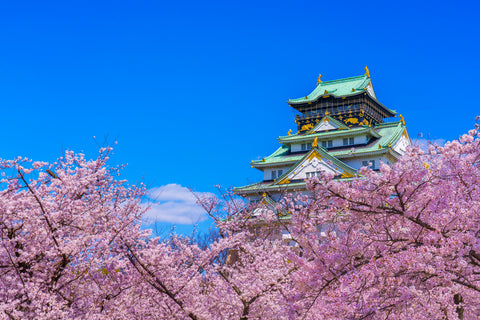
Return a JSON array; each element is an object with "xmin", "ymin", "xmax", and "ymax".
[
  {"xmin": 285, "ymin": 128, "xmax": 480, "ymax": 319},
  {"xmin": 0, "ymin": 149, "xmax": 296, "ymax": 320},
  {"xmin": 3, "ymin": 126, "xmax": 480, "ymax": 320},
  {"xmin": 119, "ymin": 191, "xmax": 297, "ymax": 320},
  {"xmin": 0, "ymin": 148, "xmax": 148, "ymax": 319}
]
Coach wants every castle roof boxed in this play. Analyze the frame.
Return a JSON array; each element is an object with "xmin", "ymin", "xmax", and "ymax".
[
  {"xmin": 289, "ymin": 75, "xmax": 372, "ymax": 104},
  {"xmin": 251, "ymin": 121, "xmax": 407, "ymax": 169}
]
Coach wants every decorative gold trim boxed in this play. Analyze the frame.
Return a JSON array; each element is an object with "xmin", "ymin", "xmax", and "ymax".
[
  {"xmin": 364, "ymin": 65, "xmax": 370, "ymax": 77},
  {"xmin": 341, "ymin": 172, "xmax": 355, "ymax": 178},
  {"xmin": 301, "ymin": 123, "xmax": 314, "ymax": 131},
  {"xmin": 317, "ymin": 74, "xmax": 322, "ymax": 85},
  {"xmin": 306, "ymin": 150, "xmax": 322, "ymax": 161}
]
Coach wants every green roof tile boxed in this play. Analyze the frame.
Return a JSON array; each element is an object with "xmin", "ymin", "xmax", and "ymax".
[
  {"xmin": 251, "ymin": 121, "xmax": 406, "ymax": 168},
  {"xmin": 289, "ymin": 75, "xmax": 370, "ymax": 104}
]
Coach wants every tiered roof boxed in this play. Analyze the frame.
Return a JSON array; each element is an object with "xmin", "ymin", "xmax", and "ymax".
[
  {"xmin": 252, "ymin": 121, "xmax": 406, "ymax": 167},
  {"xmin": 236, "ymin": 120, "xmax": 408, "ymax": 195},
  {"xmin": 234, "ymin": 71, "xmax": 411, "ymax": 196}
]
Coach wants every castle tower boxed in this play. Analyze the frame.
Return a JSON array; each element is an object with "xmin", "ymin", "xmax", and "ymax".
[{"xmin": 234, "ymin": 69, "xmax": 411, "ymax": 207}]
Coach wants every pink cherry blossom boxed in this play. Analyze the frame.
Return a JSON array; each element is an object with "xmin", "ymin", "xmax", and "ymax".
[{"xmin": 3, "ymin": 125, "xmax": 480, "ymax": 319}]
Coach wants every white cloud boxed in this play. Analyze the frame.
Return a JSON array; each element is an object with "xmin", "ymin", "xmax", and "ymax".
[
  {"xmin": 142, "ymin": 184, "xmax": 215, "ymax": 225},
  {"xmin": 412, "ymin": 138, "xmax": 446, "ymax": 151}
]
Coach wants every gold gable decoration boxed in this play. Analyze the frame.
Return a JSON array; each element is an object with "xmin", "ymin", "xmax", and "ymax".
[{"xmin": 364, "ymin": 65, "xmax": 370, "ymax": 78}]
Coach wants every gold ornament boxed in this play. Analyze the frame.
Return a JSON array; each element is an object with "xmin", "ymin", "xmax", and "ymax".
[{"xmin": 364, "ymin": 65, "xmax": 370, "ymax": 77}]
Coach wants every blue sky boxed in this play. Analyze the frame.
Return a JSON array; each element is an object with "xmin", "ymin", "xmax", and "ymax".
[{"xmin": 1, "ymin": 0, "xmax": 479, "ymax": 235}]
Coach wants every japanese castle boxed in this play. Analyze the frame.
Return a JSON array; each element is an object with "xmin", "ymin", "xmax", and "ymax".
[{"xmin": 234, "ymin": 68, "xmax": 411, "ymax": 204}]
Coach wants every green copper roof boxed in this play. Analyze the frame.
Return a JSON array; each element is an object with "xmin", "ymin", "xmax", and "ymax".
[
  {"xmin": 234, "ymin": 181, "xmax": 308, "ymax": 194},
  {"xmin": 252, "ymin": 121, "xmax": 406, "ymax": 168},
  {"xmin": 251, "ymin": 151, "xmax": 303, "ymax": 168},
  {"xmin": 289, "ymin": 75, "xmax": 370, "ymax": 104}
]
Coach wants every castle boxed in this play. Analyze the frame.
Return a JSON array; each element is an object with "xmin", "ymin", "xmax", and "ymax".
[{"xmin": 234, "ymin": 68, "xmax": 411, "ymax": 209}]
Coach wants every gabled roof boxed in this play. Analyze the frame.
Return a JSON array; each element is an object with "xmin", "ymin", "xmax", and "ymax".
[
  {"xmin": 251, "ymin": 145, "xmax": 293, "ymax": 169},
  {"xmin": 235, "ymin": 148, "xmax": 357, "ymax": 196},
  {"xmin": 252, "ymin": 194, "xmax": 290, "ymax": 219},
  {"xmin": 307, "ymin": 115, "xmax": 349, "ymax": 133},
  {"xmin": 289, "ymin": 75, "xmax": 371, "ymax": 104},
  {"xmin": 274, "ymin": 147, "xmax": 357, "ymax": 185},
  {"xmin": 234, "ymin": 180, "xmax": 308, "ymax": 195}
]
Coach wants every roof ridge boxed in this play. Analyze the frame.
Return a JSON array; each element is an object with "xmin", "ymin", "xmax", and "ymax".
[
  {"xmin": 374, "ymin": 120, "xmax": 402, "ymax": 128},
  {"xmin": 319, "ymin": 74, "xmax": 366, "ymax": 85}
]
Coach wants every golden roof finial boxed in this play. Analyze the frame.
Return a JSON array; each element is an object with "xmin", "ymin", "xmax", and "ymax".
[
  {"xmin": 287, "ymin": 129, "xmax": 292, "ymax": 136},
  {"xmin": 399, "ymin": 114, "xmax": 405, "ymax": 125},
  {"xmin": 317, "ymin": 74, "xmax": 322, "ymax": 86},
  {"xmin": 312, "ymin": 137, "xmax": 318, "ymax": 148},
  {"xmin": 364, "ymin": 65, "xmax": 370, "ymax": 78}
]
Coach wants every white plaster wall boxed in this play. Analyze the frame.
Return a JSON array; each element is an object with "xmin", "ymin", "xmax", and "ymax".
[
  {"xmin": 287, "ymin": 157, "xmax": 338, "ymax": 180},
  {"xmin": 344, "ymin": 156, "xmax": 392, "ymax": 170},
  {"xmin": 291, "ymin": 144, "xmax": 302, "ymax": 152},
  {"xmin": 343, "ymin": 156, "xmax": 385, "ymax": 170},
  {"xmin": 356, "ymin": 135, "xmax": 369, "ymax": 144},
  {"xmin": 393, "ymin": 135, "xmax": 410, "ymax": 155},
  {"xmin": 314, "ymin": 121, "xmax": 338, "ymax": 132},
  {"xmin": 263, "ymin": 167, "xmax": 290, "ymax": 181},
  {"xmin": 290, "ymin": 135, "xmax": 370, "ymax": 152}
]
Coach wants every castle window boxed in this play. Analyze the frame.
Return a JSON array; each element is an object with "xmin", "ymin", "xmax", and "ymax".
[
  {"xmin": 301, "ymin": 143, "xmax": 310, "ymax": 151},
  {"xmin": 322, "ymin": 140, "xmax": 333, "ymax": 148},
  {"xmin": 271, "ymin": 169, "xmax": 283, "ymax": 180},
  {"xmin": 343, "ymin": 137, "xmax": 354, "ymax": 146},
  {"xmin": 306, "ymin": 171, "xmax": 322, "ymax": 178}
]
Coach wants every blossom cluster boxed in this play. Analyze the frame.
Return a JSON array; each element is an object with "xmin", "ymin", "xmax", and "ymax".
[{"xmin": 2, "ymin": 127, "xmax": 480, "ymax": 319}]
